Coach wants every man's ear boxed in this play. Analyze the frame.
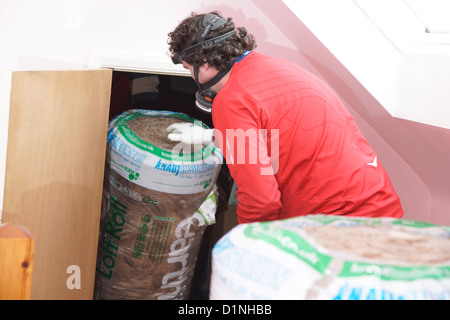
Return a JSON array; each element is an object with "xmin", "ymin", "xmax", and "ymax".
[{"xmin": 200, "ymin": 62, "xmax": 210, "ymax": 71}]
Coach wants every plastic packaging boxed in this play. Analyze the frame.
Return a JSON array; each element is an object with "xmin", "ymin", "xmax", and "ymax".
[
  {"xmin": 210, "ymin": 214, "xmax": 450, "ymax": 300},
  {"xmin": 95, "ymin": 109, "xmax": 221, "ymax": 300}
]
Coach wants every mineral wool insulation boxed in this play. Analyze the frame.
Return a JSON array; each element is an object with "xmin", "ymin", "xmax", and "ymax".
[
  {"xmin": 210, "ymin": 214, "xmax": 450, "ymax": 300},
  {"xmin": 95, "ymin": 109, "xmax": 221, "ymax": 300}
]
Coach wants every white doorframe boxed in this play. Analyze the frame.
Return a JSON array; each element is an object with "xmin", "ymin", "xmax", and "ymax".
[{"xmin": 88, "ymin": 51, "xmax": 190, "ymax": 76}]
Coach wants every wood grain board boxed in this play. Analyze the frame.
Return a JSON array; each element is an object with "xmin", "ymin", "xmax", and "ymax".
[
  {"xmin": 2, "ymin": 69, "xmax": 112, "ymax": 299},
  {"xmin": 0, "ymin": 223, "xmax": 34, "ymax": 299}
]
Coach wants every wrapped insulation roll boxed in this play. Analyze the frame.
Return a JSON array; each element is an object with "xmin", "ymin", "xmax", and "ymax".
[
  {"xmin": 95, "ymin": 109, "xmax": 221, "ymax": 300},
  {"xmin": 210, "ymin": 215, "xmax": 450, "ymax": 300}
]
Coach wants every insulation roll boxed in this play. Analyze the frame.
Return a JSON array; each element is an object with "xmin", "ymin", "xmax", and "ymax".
[
  {"xmin": 95, "ymin": 109, "xmax": 221, "ymax": 300},
  {"xmin": 210, "ymin": 215, "xmax": 450, "ymax": 300}
]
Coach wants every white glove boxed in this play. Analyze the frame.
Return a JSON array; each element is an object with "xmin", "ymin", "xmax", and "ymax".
[{"xmin": 166, "ymin": 122, "xmax": 214, "ymax": 145}]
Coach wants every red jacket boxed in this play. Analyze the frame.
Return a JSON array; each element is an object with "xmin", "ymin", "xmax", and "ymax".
[{"xmin": 212, "ymin": 52, "xmax": 404, "ymax": 223}]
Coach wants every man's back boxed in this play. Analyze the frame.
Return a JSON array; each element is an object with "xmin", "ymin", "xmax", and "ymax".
[{"xmin": 213, "ymin": 52, "xmax": 404, "ymax": 222}]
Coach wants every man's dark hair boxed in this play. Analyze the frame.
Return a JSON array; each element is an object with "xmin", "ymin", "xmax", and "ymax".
[{"xmin": 168, "ymin": 11, "xmax": 257, "ymax": 70}]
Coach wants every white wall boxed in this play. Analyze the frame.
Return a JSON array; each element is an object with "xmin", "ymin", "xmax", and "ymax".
[
  {"xmin": 1, "ymin": 0, "xmax": 190, "ymax": 69},
  {"xmin": 0, "ymin": 71, "xmax": 12, "ymax": 217},
  {"xmin": 0, "ymin": 0, "xmax": 296, "ymax": 70}
]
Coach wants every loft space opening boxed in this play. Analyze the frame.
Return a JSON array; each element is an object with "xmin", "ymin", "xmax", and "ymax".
[{"xmin": 108, "ymin": 70, "xmax": 213, "ymax": 128}]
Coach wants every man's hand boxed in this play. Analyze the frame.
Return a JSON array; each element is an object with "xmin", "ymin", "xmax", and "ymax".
[{"xmin": 166, "ymin": 122, "xmax": 214, "ymax": 145}]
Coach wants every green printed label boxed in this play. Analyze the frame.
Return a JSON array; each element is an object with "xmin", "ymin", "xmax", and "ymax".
[
  {"xmin": 132, "ymin": 214, "xmax": 174, "ymax": 262},
  {"xmin": 339, "ymin": 261, "xmax": 450, "ymax": 281},
  {"xmin": 114, "ymin": 112, "xmax": 140, "ymax": 126},
  {"xmin": 198, "ymin": 191, "xmax": 217, "ymax": 225},
  {"xmin": 305, "ymin": 214, "xmax": 382, "ymax": 226},
  {"xmin": 391, "ymin": 218, "xmax": 439, "ymax": 229},
  {"xmin": 96, "ymin": 196, "xmax": 128, "ymax": 279},
  {"xmin": 243, "ymin": 224, "xmax": 332, "ymax": 274},
  {"xmin": 113, "ymin": 111, "xmax": 194, "ymax": 126}
]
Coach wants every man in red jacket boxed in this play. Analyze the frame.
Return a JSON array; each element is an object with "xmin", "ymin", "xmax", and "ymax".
[{"xmin": 167, "ymin": 12, "xmax": 404, "ymax": 223}]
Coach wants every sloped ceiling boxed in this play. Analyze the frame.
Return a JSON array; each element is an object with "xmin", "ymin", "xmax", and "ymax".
[{"xmin": 282, "ymin": 0, "xmax": 450, "ymax": 130}]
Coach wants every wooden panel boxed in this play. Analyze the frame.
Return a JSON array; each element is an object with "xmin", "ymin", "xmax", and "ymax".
[
  {"xmin": 0, "ymin": 223, "xmax": 34, "ymax": 300},
  {"xmin": 2, "ymin": 69, "xmax": 112, "ymax": 299}
]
